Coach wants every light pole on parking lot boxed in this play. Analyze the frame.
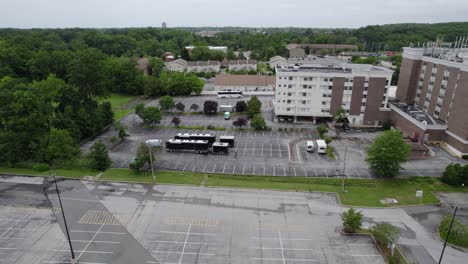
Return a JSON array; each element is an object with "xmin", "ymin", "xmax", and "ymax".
[
  {"xmin": 52, "ymin": 175, "xmax": 77, "ymax": 263},
  {"xmin": 341, "ymin": 146, "xmax": 347, "ymax": 193}
]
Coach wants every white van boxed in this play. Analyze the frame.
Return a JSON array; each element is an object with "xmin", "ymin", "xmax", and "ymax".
[
  {"xmin": 306, "ymin": 141, "xmax": 315, "ymax": 152},
  {"xmin": 316, "ymin": 139, "xmax": 327, "ymax": 154}
]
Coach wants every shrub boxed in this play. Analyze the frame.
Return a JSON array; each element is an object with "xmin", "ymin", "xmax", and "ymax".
[
  {"xmin": 317, "ymin": 124, "xmax": 328, "ymax": 138},
  {"xmin": 235, "ymin": 101, "xmax": 247, "ymax": 112},
  {"xmin": 207, "ymin": 124, "xmax": 215, "ymax": 130},
  {"xmin": 251, "ymin": 114, "xmax": 266, "ymax": 130},
  {"xmin": 441, "ymin": 163, "xmax": 468, "ymax": 186},
  {"xmin": 438, "ymin": 214, "xmax": 468, "ymax": 248},
  {"xmin": 325, "ymin": 136, "xmax": 333, "ymax": 144},
  {"xmin": 462, "ymin": 155, "xmax": 468, "ymax": 160},
  {"xmin": 203, "ymin": 100, "xmax": 218, "ymax": 115},
  {"xmin": 371, "ymin": 223, "xmax": 400, "ymax": 246},
  {"xmin": 32, "ymin": 163, "xmax": 49, "ymax": 172},
  {"xmin": 342, "ymin": 208, "xmax": 363, "ymax": 233}
]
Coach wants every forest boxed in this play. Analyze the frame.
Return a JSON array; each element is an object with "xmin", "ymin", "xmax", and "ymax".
[{"xmin": 0, "ymin": 22, "xmax": 467, "ymax": 167}]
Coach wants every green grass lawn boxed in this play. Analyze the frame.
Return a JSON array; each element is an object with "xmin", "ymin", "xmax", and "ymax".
[
  {"xmin": 102, "ymin": 93, "xmax": 140, "ymax": 120},
  {"xmin": 100, "ymin": 169, "xmax": 467, "ymax": 207}
]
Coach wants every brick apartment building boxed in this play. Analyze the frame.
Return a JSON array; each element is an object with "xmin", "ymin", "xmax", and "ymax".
[
  {"xmin": 274, "ymin": 60, "xmax": 393, "ymax": 125},
  {"xmin": 390, "ymin": 46, "xmax": 468, "ymax": 157}
]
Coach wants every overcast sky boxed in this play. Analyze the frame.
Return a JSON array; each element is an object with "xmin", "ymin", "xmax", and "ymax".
[{"xmin": 1, "ymin": 0, "xmax": 468, "ymax": 28}]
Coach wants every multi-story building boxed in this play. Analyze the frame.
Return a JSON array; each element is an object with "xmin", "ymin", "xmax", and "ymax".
[
  {"xmin": 390, "ymin": 45, "xmax": 468, "ymax": 157},
  {"xmin": 274, "ymin": 62, "xmax": 393, "ymax": 125},
  {"xmin": 286, "ymin": 44, "xmax": 358, "ymax": 58}
]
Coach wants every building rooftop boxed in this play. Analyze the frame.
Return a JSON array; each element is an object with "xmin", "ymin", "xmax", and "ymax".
[
  {"xmin": 389, "ymin": 98, "xmax": 446, "ymax": 126},
  {"xmin": 277, "ymin": 66, "xmax": 352, "ymax": 74},
  {"xmin": 187, "ymin": 60, "xmax": 220, "ymax": 66},
  {"xmin": 228, "ymin": 59, "xmax": 257, "ymax": 65},
  {"xmin": 286, "ymin": 43, "xmax": 358, "ymax": 50},
  {"xmin": 214, "ymin": 74, "xmax": 275, "ymax": 86}
]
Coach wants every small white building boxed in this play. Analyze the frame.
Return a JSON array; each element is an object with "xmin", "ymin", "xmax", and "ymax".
[
  {"xmin": 269, "ymin": 56, "xmax": 287, "ymax": 69},
  {"xmin": 228, "ymin": 59, "xmax": 257, "ymax": 71},
  {"xmin": 165, "ymin": 59, "xmax": 187, "ymax": 72}
]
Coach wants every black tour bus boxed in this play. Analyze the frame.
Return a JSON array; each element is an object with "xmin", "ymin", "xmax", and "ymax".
[
  {"xmin": 165, "ymin": 139, "xmax": 210, "ymax": 154},
  {"xmin": 212, "ymin": 142, "xmax": 229, "ymax": 155},
  {"xmin": 175, "ymin": 133, "xmax": 216, "ymax": 144},
  {"xmin": 219, "ymin": 136, "xmax": 235, "ymax": 148}
]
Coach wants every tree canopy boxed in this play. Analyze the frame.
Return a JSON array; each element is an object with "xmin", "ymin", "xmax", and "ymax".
[{"xmin": 366, "ymin": 129, "xmax": 411, "ymax": 177}]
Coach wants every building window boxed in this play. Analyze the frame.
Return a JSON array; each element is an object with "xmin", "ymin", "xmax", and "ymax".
[
  {"xmin": 301, "ymin": 100, "xmax": 306, "ymax": 104},
  {"xmin": 302, "ymin": 92, "xmax": 307, "ymax": 96},
  {"xmin": 324, "ymin": 78, "xmax": 328, "ymax": 82},
  {"xmin": 361, "ymin": 102, "xmax": 366, "ymax": 106},
  {"xmin": 322, "ymin": 101, "xmax": 326, "ymax": 105},
  {"xmin": 322, "ymin": 93, "xmax": 327, "ymax": 97},
  {"xmin": 363, "ymin": 95, "xmax": 367, "ymax": 99},
  {"xmin": 329, "ymin": 78, "xmax": 334, "ymax": 82},
  {"xmin": 304, "ymin": 77, "xmax": 307, "ymax": 81},
  {"xmin": 287, "ymin": 100, "xmax": 291, "ymax": 104},
  {"xmin": 288, "ymin": 85, "xmax": 292, "ymax": 88},
  {"xmin": 303, "ymin": 85, "xmax": 307, "ymax": 88},
  {"xmin": 289, "ymin": 77, "xmax": 293, "ymax": 80},
  {"xmin": 308, "ymin": 77, "xmax": 313, "ymax": 81},
  {"xmin": 364, "ymin": 87, "xmax": 368, "ymax": 91}
]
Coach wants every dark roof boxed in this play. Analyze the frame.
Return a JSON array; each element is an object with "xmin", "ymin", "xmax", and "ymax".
[
  {"xmin": 187, "ymin": 60, "xmax": 220, "ymax": 66},
  {"xmin": 228, "ymin": 59, "xmax": 257, "ymax": 65},
  {"xmin": 286, "ymin": 44, "xmax": 358, "ymax": 50}
]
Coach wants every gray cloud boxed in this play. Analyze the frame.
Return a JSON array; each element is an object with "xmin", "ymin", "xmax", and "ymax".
[{"xmin": 1, "ymin": 0, "xmax": 467, "ymax": 28}]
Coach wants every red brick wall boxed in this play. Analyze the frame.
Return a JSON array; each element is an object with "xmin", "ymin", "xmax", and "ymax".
[
  {"xmin": 350, "ymin": 77, "xmax": 365, "ymax": 115},
  {"xmin": 396, "ymin": 58, "xmax": 422, "ymax": 103},
  {"xmin": 363, "ymin": 77, "xmax": 386, "ymax": 125},
  {"xmin": 330, "ymin": 77, "xmax": 345, "ymax": 115}
]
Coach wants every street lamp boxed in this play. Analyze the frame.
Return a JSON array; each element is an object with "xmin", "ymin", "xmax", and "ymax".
[
  {"xmin": 438, "ymin": 206, "xmax": 458, "ymax": 264},
  {"xmin": 52, "ymin": 175, "xmax": 77, "ymax": 263},
  {"xmin": 145, "ymin": 139, "xmax": 160, "ymax": 185}
]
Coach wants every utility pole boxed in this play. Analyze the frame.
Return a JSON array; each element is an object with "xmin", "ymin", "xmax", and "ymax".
[
  {"xmin": 148, "ymin": 146, "xmax": 155, "ymax": 185},
  {"xmin": 438, "ymin": 206, "xmax": 458, "ymax": 264},
  {"xmin": 53, "ymin": 176, "xmax": 77, "ymax": 264},
  {"xmin": 341, "ymin": 146, "xmax": 347, "ymax": 193}
]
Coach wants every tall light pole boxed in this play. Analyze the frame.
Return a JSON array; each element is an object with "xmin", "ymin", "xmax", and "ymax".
[
  {"xmin": 438, "ymin": 206, "xmax": 458, "ymax": 264},
  {"xmin": 52, "ymin": 175, "xmax": 77, "ymax": 263},
  {"xmin": 148, "ymin": 147, "xmax": 155, "ymax": 184},
  {"xmin": 342, "ymin": 146, "xmax": 347, "ymax": 193}
]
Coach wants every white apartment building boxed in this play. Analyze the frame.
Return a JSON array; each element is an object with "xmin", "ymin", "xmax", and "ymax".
[{"xmin": 274, "ymin": 64, "xmax": 393, "ymax": 125}]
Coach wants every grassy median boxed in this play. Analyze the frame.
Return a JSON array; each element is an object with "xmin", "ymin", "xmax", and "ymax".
[
  {"xmin": 100, "ymin": 169, "xmax": 466, "ymax": 207},
  {"xmin": 2, "ymin": 166, "xmax": 465, "ymax": 207}
]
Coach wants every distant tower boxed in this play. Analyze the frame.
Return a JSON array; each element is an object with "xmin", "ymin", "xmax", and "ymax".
[{"xmin": 162, "ymin": 22, "xmax": 167, "ymax": 29}]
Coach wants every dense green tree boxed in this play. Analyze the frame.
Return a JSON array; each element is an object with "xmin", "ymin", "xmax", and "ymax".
[
  {"xmin": 366, "ymin": 129, "xmax": 411, "ymax": 177},
  {"xmin": 159, "ymin": 95, "xmax": 175, "ymax": 111},
  {"xmin": 342, "ymin": 208, "xmax": 363, "ymax": 233},
  {"xmin": 246, "ymin": 96, "xmax": 262, "ymax": 118},
  {"xmin": 143, "ymin": 76, "xmax": 162, "ymax": 97},
  {"xmin": 87, "ymin": 141, "xmax": 111, "ymax": 171},
  {"xmin": 67, "ymin": 48, "xmax": 108, "ymax": 100},
  {"xmin": 129, "ymin": 142, "xmax": 152, "ymax": 172},
  {"xmin": 333, "ymin": 107, "xmax": 347, "ymax": 123},
  {"xmin": 46, "ymin": 128, "xmax": 80, "ymax": 164},
  {"xmin": 251, "ymin": 114, "xmax": 266, "ymax": 130},
  {"xmin": 139, "ymin": 106, "xmax": 162, "ymax": 126},
  {"xmin": 114, "ymin": 123, "xmax": 129, "ymax": 141},
  {"xmin": 135, "ymin": 103, "xmax": 145, "ymax": 116},
  {"xmin": 227, "ymin": 48, "xmax": 237, "ymax": 60},
  {"xmin": 104, "ymin": 57, "xmax": 144, "ymax": 95},
  {"xmin": 235, "ymin": 101, "xmax": 247, "ymax": 112},
  {"xmin": 441, "ymin": 163, "xmax": 468, "ymax": 186},
  {"xmin": 148, "ymin": 57, "xmax": 165, "ymax": 77},
  {"xmin": 203, "ymin": 100, "xmax": 218, "ymax": 115}
]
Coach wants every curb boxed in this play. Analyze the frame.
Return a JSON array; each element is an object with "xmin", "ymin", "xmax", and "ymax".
[{"xmin": 436, "ymin": 222, "xmax": 468, "ymax": 252}]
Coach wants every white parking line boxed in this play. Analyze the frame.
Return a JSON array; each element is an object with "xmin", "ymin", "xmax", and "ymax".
[
  {"xmin": 211, "ymin": 164, "xmax": 216, "ymax": 173},
  {"xmin": 273, "ymin": 166, "xmax": 276, "ymax": 176},
  {"xmin": 282, "ymin": 167, "xmax": 286, "ymax": 176},
  {"xmin": 261, "ymin": 143, "xmax": 264, "ymax": 156},
  {"xmin": 263, "ymin": 167, "xmax": 266, "ymax": 176},
  {"xmin": 351, "ymin": 254, "xmax": 382, "ymax": 257},
  {"xmin": 253, "ymin": 237, "xmax": 315, "ymax": 241},
  {"xmin": 293, "ymin": 167, "xmax": 297, "ymax": 176},
  {"xmin": 52, "ymin": 249, "xmax": 113, "ymax": 254},
  {"xmin": 270, "ymin": 143, "xmax": 273, "ymax": 157},
  {"xmin": 222, "ymin": 164, "xmax": 226, "ymax": 173},
  {"xmin": 42, "ymin": 261, "xmax": 107, "ymax": 264},
  {"xmin": 152, "ymin": 250, "xmax": 214, "ymax": 256},
  {"xmin": 296, "ymin": 144, "xmax": 301, "ymax": 162},
  {"xmin": 252, "ymin": 142, "xmax": 255, "ymax": 156},
  {"xmin": 252, "ymin": 247, "xmax": 314, "ymax": 251},
  {"xmin": 152, "ymin": 240, "xmax": 215, "ymax": 245},
  {"xmin": 71, "ymin": 240, "xmax": 120, "ymax": 244},
  {"xmin": 313, "ymin": 167, "xmax": 317, "ymax": 177},
  {"xmin": 242, "ymin": 164, "xmax": 246, "ymax": 175},
  {"xmin": 232, "ymin": 164, "xmax": 236, "ymax": 174},
  {"xmin": 278, "ymin": 231, "xmax": 286, "ymax": 264},
  {"xmin": 77, "ymin": 224, "xmax": 106, "ymax": 260},
  {"xmin": 70, "ymin": 230, "xmax": 125, "ymax": 235},
  {"xmin": 251, "ymin": 258, "xmax": 318, "ymax": 262},
  {"xmin": 159, "ymin": 231, "xmax": 216, "ymax": 236},
  {"xmin": 279, "ymin": 144, "xmax": 282, "ymax": 158},
  {"xmin": 178, "ymin": 224, "xmax": 191, "ymax": 264},
  {"xmin": 303, "ymin": 167, "xmax": 307, "ymax": 177},
  {"xmin": 0, "ymin": 248, "xmax": 16, "ymax": 250},
  {"xmin": 202, "ymin": 163, "xmax": 207, "ymax": 173}
]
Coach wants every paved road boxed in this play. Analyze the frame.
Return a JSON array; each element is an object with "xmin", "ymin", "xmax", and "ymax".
[{"xmin": 3, "ymin": 175, "xmax": 468, "ymax": 263}]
